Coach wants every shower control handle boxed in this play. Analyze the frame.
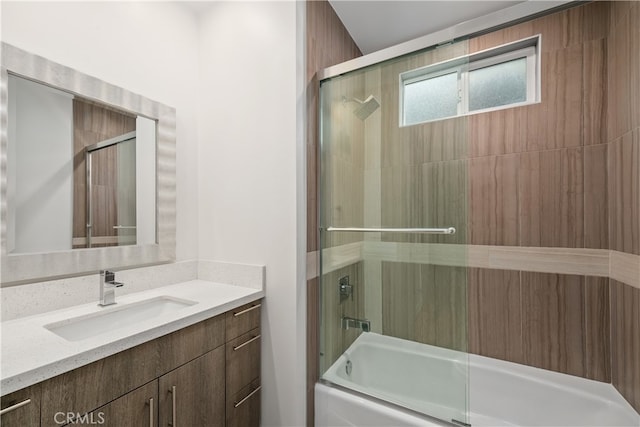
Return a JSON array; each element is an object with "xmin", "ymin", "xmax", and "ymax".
[{"xmin": 339, "ymin": 276, "xmax": 353, "ymax": 302}]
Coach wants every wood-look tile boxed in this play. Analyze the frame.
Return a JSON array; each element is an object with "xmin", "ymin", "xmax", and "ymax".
[
  {"xmin": 469, "ymin": 106, "xmax": 528, "ymax": 157},
  {"xmin": 610, "ymin": 1, "xmax": 633, "ymax": 30},
  {"xmin": 381, "ymin": 166, "xmax": 423, "ymax": 243},
  {"xmin": 306, "ymin": 0, "xmax": 361, "ymax": 255},
  {"xmin": 584, "ymin": 276, "xmax": 610, "ymax": 382},
  {"xmin": 526, "ymin": 45, "xmax": 583, "ymax": 152},
  {"xmin": 468, "ymin": 268, "xmax": 523, "ymax": 363},
  {"xmin": 581, "ymin": 1, "xmax": 610, "ymax": 43},
  {"xmin": 382, "ymin": 263, "xmax": 467, "ymax": 352},
  {"xmin": 630, "ymin": 3, "xmax": 640, "ymax": 132},
  {"xmin": 320, "ymin": 263, "xmax": 363, "ymax": 373},
  {"xmin": 382, "ymin": 262, "xmax": 423, "ymax": 342},
  {"xmin": 430, "ymin": 265, "xmax": 468, "ymax": 352},
  {"xmin": 583, "ymin": 39, "xmax": 607, "ymax": 146},
  {"xmin": 607, "ymin": 8, "xmax": 634, "ymax": 142},
  {"xmin": 583, "ymin": 144, "xmax": 608, "ymax": 249},
  {"xmin": 610, "ymin": 250, "xmax": 640, "ymax": 291},
  {"xmin": 469, "ymin": 18, "xmax": 534, "ymax": 54},
  {"xmin": 608, "ymin": 131, "xmax": 640, "ymax": 255},
  {"xmin": 521, "ymin": 272, "xmax": 586, "ymax": 377},
  {"xmin": 421, "ymin": 160, "xmax": 467, "ymax": 245},
  {"xmin": 469, "ymin": 154, "xmax": 519, "ymax": 246},
  {"xmin": 519, "ymin": 148, "xmax": 584, "ymax": 248},
  {"xmin": 610, "ymin": 279, "xmax": 640, "ymax": 413}
]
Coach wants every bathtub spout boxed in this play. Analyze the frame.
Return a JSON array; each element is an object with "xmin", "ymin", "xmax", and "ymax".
[{"xmin": 342, "ymin": 316, "xmax": 370, "ymax": 332}]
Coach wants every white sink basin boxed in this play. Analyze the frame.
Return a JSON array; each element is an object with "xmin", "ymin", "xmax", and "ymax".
[{"xmin": 44, "ymin": 296, "xmax": 197, "ymax": 342}]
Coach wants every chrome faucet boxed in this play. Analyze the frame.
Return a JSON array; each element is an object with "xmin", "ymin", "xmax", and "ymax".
[
  {"xmin": 99, "ymin": 270, "xmax": 124, "ymax": 306},
  {"xmin": 342, "ymin": 316, "xmax": 371, "ymax": 332}
]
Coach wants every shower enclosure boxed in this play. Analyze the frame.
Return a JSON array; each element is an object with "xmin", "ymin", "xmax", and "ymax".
[
  {"xmin": 84, "ymin": 132, "xmax": 137, "ymax": 248},
  {"xmin": 319, "ymin": 39, "xmax": 472, "ymax": 425},
  {"xmin": 317, "ymin": 2, "xmax": 640, "ymax": 425}
]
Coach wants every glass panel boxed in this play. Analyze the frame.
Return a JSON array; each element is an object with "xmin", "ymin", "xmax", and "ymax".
[
  {"xmin": 319, "ymin": 40, "xmax": 470, "ymax": 426},
  {"xmin": 116, "ymin": 137, "xmax": 137, "ymax": 246},
  {"xmin": 404, "ymin": 71, "xmax": 459, "ymax": 125},
  {"xmin": 469, "ymin": 57, "xmax": 527, "ymax": 111}
]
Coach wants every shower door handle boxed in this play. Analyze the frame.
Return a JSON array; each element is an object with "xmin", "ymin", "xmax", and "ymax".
[{"xmin": 325, "ymin": 227, "xmax": 456, "ymax": 234}]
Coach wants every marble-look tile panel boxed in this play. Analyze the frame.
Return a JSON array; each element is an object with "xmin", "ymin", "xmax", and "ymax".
[
  {"xmin": 521, "ymin": 272, "xmax": 586, "ymax": 377},
  {"xmin": 468, "ymin": 268, "xmax": 523, "ymax": 363},
  {"xmin": 519, "ymin": 148, "xmax": 584, "ymax": 248},
  {"xmin": 469, "ymin": 154, "xmax": 519, "ymax": 246},
  {"xmin": 608, "ymin": 131, "xmax": 640, "ymax": 255},
  {"xmin": 583, "ymin": 144, "xmax": 608, "ymax": 249},
  {"xmin": 584, "ymin": 276, "xmax": 611, "ymax": 382}
]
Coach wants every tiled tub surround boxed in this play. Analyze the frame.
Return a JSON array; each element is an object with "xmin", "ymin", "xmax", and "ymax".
[
  {"xmin": 308, "ymin": 0, "xmax": 640, "ymax": 419},
  {"xmin": 0, "ymin": 260, "xmax": 264, "ymax": 394}
]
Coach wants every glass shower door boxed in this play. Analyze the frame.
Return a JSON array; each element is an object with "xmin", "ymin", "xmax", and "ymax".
[{"xmin": 319, "ymin": 40, "xmax": 470, "ymax": 425}]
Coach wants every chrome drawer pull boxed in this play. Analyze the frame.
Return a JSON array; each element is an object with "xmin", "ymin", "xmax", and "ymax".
[
  {"xmin": 169, "ymin": 386, "xmax": 177, "ymax": 427},
  {"xmin": 234, "ymin": 386, "xmax": 261, "ymax": 408},
  {"xmin": 233, "ymin": 303, "xmax": 261, "ymax": 317},
  {"xmin": 233, "ymin": 334, "xmax": 261, "ymax": 351},
  {"xmin": 0, "ymin": 399, "xmax": 31, "ymax": 415},
  {"xmin": 146, "ymin": 397, "xmax": 154, "ymax": 427}
]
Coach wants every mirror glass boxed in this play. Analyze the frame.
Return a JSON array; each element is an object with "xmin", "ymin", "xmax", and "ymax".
[{"xmin": 6, "ymin": 74, "xmax": 156, "ymax": 254}]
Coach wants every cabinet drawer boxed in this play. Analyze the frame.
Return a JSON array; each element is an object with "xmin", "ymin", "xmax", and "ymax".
[
  {"xmin": 1, "ymin": 384, "xmax": 40, "ymax": 427},
  {"xmin": 226, "ymin": 328, "xmax": 260, "ymax": 398},
  {"xmin": 225, "ymin": 300, "xmax": 261, "ymax": 341},
  {"xmin": 226, "ymin": 379, "xmax": 260, "ymax": 427}
]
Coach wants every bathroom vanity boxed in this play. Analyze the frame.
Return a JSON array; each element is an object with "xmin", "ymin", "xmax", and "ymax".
[{"xmin": 1, "ymin": 281, "xmax": 262, "ymax": 427}]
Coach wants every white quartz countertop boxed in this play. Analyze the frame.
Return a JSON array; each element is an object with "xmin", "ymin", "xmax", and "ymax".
[{"xmin": 1, "ymin": 280, "xmax": 263, "ymax": 395}]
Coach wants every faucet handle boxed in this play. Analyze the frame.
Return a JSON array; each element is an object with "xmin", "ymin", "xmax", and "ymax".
[{"xmin": 103, "ymin": 270, "xmax": 115, "ymax": 283}]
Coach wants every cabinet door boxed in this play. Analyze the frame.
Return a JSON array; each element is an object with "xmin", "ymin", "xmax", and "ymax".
[
  {"xmin": 158, "ymin": 347, "xmax": 225, "ymax": 427},
  {"xmin": 79, "ymin": 380, "xmax": 158, "ymax": 427},
  {"xmin": 1, "ymin": 384, "xmax": 40, "ymax": 427}
]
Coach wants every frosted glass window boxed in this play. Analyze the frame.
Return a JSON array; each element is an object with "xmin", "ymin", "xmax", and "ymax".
[
  {"xmin": 469, "ymin": 58, "xmax": 527, "ymax": 111},
  {"xmin": 403, "ymin": 72, "xmax": 459, "ymax": 125},
  {"xmin": 400, "ymin": 36, "xmax": 539, "ymax": 126}
]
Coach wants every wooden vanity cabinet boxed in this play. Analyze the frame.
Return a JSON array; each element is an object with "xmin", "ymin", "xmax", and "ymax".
[
  {"xmin": 158, "ymin": 347, "xmax": 225, "ymax": 427},
  {"xmin": 1, "ymin": 298, "xmax": 261, "ymax": 427},
  {"xmin": 0, "ymin": 384, "xmax": 41, "ymax": 427},
  {"xmin": 225, "ymin": 301, "xmax": 261, "ymax": 427}
]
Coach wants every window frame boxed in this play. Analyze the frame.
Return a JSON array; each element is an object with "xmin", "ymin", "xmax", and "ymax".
[{"xmin": 400, "ymin": 35, "xmax": 541, "ymax": 127}]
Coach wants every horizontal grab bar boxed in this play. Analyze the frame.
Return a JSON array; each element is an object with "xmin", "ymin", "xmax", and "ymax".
[{"xmin": 325, "ymin": 227, "xmax": 456, "ymax": 235}]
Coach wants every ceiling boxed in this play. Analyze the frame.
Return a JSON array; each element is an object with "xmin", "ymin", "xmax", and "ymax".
[{"xmin": 328, "ymin": 0, "xmax": 525, "ymax": 55}]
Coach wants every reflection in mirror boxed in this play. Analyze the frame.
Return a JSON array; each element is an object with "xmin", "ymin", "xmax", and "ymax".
[
  {"xmin": 6, "ymin": 75, "xmax": 156, "ymax": 254},
  {"xmin": 1, "ymin": 42, "xmax": 175, "ymax": 285}
]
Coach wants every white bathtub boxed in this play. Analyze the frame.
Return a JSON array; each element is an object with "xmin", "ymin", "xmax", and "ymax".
[{"xmin": 317, "ymin": 333, "xmax": 640, "ymax": 427}]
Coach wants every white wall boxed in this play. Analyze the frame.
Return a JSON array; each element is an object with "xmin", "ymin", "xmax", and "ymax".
[
  {"xmin": 2, "ymin": 2, "xmax": 305, "ymax": 425},
  {"xmin": 197, "ymin": 2, "xmax": 304, "ymax": 425},
  {"xmin": 1, "ymin": 1, "xmax": 200, "ymax": 261}
]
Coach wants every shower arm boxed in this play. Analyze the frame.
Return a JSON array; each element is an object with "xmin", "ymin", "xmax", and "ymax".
[{"xmin": 325, "ymin": 227, "xmax": 456, "ymax": 235}]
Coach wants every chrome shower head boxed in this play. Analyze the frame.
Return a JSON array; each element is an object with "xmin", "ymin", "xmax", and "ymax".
[{"xmin": 343, "ymin": 95, "xmax": 381, "ymax": 120}]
